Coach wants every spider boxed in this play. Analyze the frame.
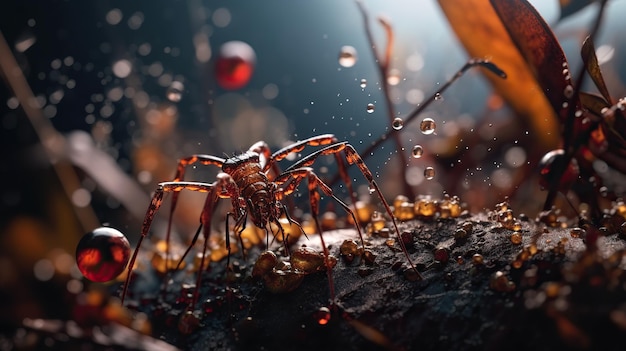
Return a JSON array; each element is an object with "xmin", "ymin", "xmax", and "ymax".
[{"xmin": 120, "ymin": 134, "xmax": 420, "ymax": 312}]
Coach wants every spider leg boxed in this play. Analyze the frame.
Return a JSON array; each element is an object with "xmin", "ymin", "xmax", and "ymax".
[
  {"xmin": 121, "ymin": 181, "xmax": 216, "ymax": 304},
  {"xmin": 274, "ymin": 167, "xmax": 339, "ymax": 306},
  {"xmin": 164, "ymin": 155, "xmax": 225, "ymax": 271},
  {"xmin": 276, "ymin": 168, "xmax": 365, "ymax": 249},
  {"xmin": 269, "ymin": 134, "xmax": 338, "ymax": 166},
  {"xmin": 286, "ymin": 142, "xmax": 423, "ymax": 280},
  {"xmin": 225, "ymin": 210, "xmax": 248, "ymax": 267}
]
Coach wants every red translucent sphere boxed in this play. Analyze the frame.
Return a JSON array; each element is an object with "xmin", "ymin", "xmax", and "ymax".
[
  {"xmin": 215, "ymin": 41, "xmax": 256, "ymax": 90},
  {"xmin": 76, "ymin": 227, "xmax": 131, "ymax": 282},
  {"xmin": 538, "ymin": 149, "xmax": 580, "ymax": 191}
]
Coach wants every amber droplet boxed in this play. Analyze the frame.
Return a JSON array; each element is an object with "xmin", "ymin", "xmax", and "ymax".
[
  {"xmin": 362, "ymin": 249, "xmax": 376, "ymax": 265},
  {"xmin": 291, "ymin": 247, "xmax": 327, "ymax": 274},
  {"xmin": 314, "ymin": 306, "xmax": 331, "ymax": 325},
  {"xmin": 461, "ymin": 221, "xmax": 473, "ymax": 233},
  {"xmin": 340, "ymin": 239, "xmax": 362, "ymax": 263},
  {"xmin": 178, "ymin": 310, "xmax": 200, "ymax": 335},
  {"xmin": 394, "ymin": 201, "xmax": 415, "ymax": 221},
  {"xmin": 510, "ymin": 232, "xmax": 522, "ymax": 245},
  {"xmin": 414, "ymin": 198, "xmax": 438, "ymax": 218},
  {"xmin": 472, "ymin": 253, "xmax": 484, "ymax": 265},
  {"xmin": 76, "ymin": 227, "xmax": 130, "ymax": 282},
  {"xmin": 321, "ymin": 211, "xmax": 337, "ymax": 231},
  {"xmin": 252, "ymin": 251, "xmax": 278, "ymax": 279},
  {"xmin": 370, "ymin": 211, "xmax": 387, "ymax": 232},
  {"xmin": 454, "ymin": 228, "xmax": 468, "ymax": 241},
  {"xmin": 570, "ymin": 227, "xmax": 585, "ymax": 238},
  {"xmin": 348, "ymin": 200, "xmax": 373, "ymax": 225},
  {"xmin": 490, "ymin": 271, "xmax": 515, "ymax": 292},
  {"xmin": 393, "ymin": 195, "xmax": 410, "ymax": 209}
]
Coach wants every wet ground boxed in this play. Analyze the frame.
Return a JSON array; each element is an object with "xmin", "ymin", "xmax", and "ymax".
[{"xmin": 12, "ymin": 211, "xmax": 626, "ymax": 351}]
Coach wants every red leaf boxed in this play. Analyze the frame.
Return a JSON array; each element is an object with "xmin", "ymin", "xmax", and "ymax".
[{"xmin": 490, "ymin": 0, "xmax": 574, "ymax": 122}]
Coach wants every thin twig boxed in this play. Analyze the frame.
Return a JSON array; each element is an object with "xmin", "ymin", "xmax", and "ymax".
[
  {"xmin": 355, "ymin": 1, "xmax": 413, "ymax": 198},
  {"xmin": 330, "ymin": 59, "xmax": 506, "ymax": 187}
]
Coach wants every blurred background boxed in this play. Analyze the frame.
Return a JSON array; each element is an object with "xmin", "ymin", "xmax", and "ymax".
[{"xmin": 1, "ymin": 0, "xmax": 625, "ymax": 341}]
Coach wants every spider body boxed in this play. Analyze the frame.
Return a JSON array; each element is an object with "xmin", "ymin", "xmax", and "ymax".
[{"xmin": 221, "ymin": 151, "xmax": 278, "ymax": 228}]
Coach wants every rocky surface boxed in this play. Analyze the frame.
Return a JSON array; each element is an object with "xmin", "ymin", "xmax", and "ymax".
[{"xmin": 118, "ymin": 211, "xmax": 626, "ymax": 351}]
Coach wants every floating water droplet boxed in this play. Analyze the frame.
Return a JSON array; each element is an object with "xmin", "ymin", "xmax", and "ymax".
[
  {"xmin": 434, "ymin": 92, "xmax": 443, "ymax": 101},
  {"xmin": 420, "ymin": 118, "xmax": 436, "ymax": 135},
  {"xmin": 215, "ymin": 41, "xmax": 256, "ymax": 90},
  {"xmin": 563, "ymin": 85, "xmax": 574, "ymax": 99},
  {"xmin": 387, "ymin": 69, "xmax": 401, "ymax": 86},
  {"xmin": 338, "ymin": 46, "xmax": 357, "ymax": 68},
  {"xmin": 392, "ymin": 117, "xmax": 404, "ymax": 130},
  {"xmin": 424, "ymin": 166, "xmax": 435, "ymax": 180},
  {"xmin": 411, "ymin": 145, "xmax": 424, "ymax": 159},
  {"xmin": 366, "ymin": 103, "xmax": 375, "ymax": 113},
  {"xmin": 76, "ymin": 227, "xmax": 130, "ymax": 282},
  {"xmin": 360, "ymin": 79, "xmax": 367, "ymax": 88},
  {"xmin": 166, "ymin": 81, "xmax": 184, "ymax": 102}
]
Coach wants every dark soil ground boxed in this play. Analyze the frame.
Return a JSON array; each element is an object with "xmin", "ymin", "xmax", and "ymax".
[{"xmin": 13, "ymin": 209, "xmax": 626, "ymax": 351}]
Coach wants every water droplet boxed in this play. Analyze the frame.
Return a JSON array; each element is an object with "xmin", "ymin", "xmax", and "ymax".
[
  {"xmin": 411, "ymin": 145, "xmax": 424, "ymax": 158},
  {"xmin": 424, "ymin": 167, "xmax": 435, "ymax": 180},
  {"xmin": 563, "ymin": 85, "xmax": 574, "ymax": 99},
  {"xmin": 392, "ymin": 117, "xmax": 404, "ymax": 130},
  {"xmin": 434, "ymin": 92, "xmax": 443, "ymax": 101},
  {"xmin": 76, "ymin": 227, "xmax": 130, "ymax": 282},
  {"xmin": 387, "ymin": 69, "xmax": 401, "ymax": 86},
  {"xmin": 166, "ymin": 81, "xmax": 184, "ymax": 102},
  {"xmin": 360, "ymin": 79, "xmax": 367, "ymax": 88},
  {"xmin": 366, "ymin": 103, "xmax": 375, "ymax": 113},
  {"xmin": 215, "ymin": 41, "xmax": 256, "ymax": 90},
  {"xmin": 314, "ymin": 306, "xmax": 331, "ymax": 325},
  {"xmin": 338, "ymin": 46, "xmax": 357, "ymax": 68},
  {"xmin": 420, "ymin": 118, "xmax": 436, "ymax": 135}
]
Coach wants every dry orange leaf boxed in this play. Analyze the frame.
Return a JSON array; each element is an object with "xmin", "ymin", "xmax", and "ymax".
[{"xmin": 438, "ymin": 0, "xmax": 560, "ymax": 149}]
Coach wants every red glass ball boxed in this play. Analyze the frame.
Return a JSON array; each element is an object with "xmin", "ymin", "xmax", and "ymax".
[
  {"xmin": 76, "ymin": 227, "xmax": 131, "ymax": 282},
  {"xmin": 214, "ymin": 41, "xmax": 256, "ymax": 90},
  {"xmin": 538, "ymin": 149, "xmax": 580, "ymax": 191}
]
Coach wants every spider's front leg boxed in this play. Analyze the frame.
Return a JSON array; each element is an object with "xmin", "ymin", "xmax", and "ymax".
[
  {"xmin": 162, "ymin": 155, "xmax": 226, "ymax": 271},
  {"xmin": 269, "ymin": 134, "xmax": 360, "ymax": 215},
  {"xmin": 285, "ymin": 142, "xmax": 423, "ymax": 280},
  {"xmin": 121, "ymin": 181, "xmax": 219, "ymax": 305}
]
